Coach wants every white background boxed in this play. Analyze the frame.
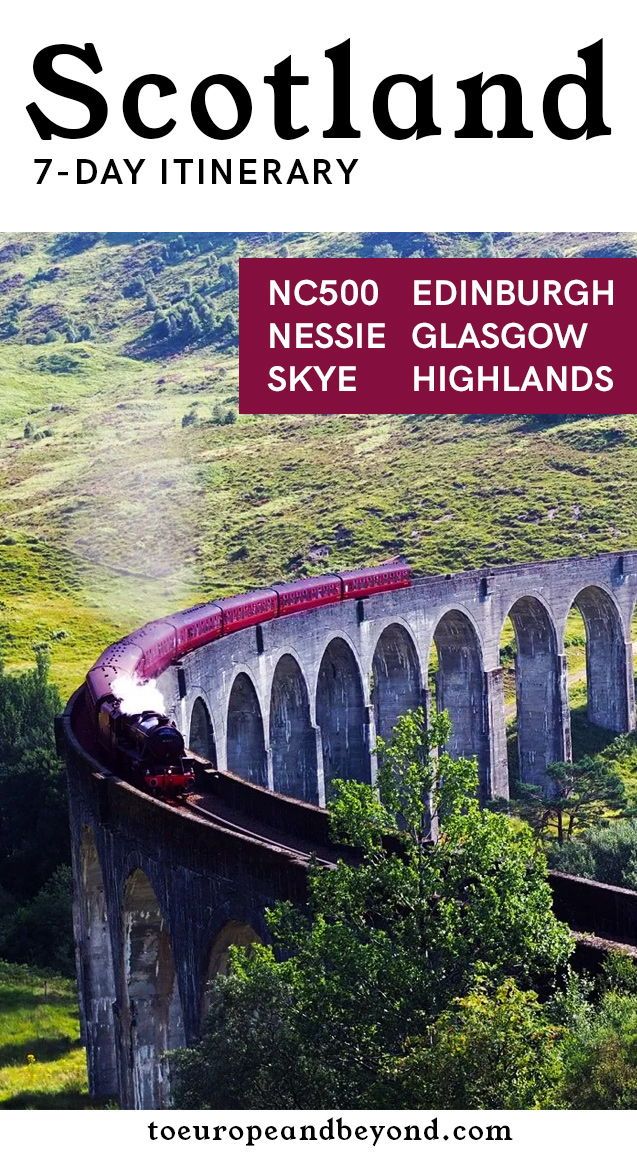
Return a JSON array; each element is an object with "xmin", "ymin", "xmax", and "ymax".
[
  {"xmin": 0, "ymin": 0, "xmax": 634, "ymax": 232},
  {"xmin": 2, "ymin": 1109, "xmax": 637, "ymax": 1147}
]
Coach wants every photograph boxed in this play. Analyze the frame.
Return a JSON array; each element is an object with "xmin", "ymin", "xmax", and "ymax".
[{"xmin": 0, "ymin": 228, "xmax": 636, "ymax": 1114}]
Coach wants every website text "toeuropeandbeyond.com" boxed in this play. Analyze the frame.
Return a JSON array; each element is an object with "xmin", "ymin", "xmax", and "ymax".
[{"xmin": 146, "ymin": 1118, "xmax": 513, "ymax": 1147}]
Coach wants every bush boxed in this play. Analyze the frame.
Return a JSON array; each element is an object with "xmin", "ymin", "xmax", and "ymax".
[
  {"xmin": 549, "ymin": 818, "xmax": 637, "ymax": 889},
  {"xmin": 35, "ymin": 352, "xmax": 82, "ymax": 374},
  {"xmin": 52, "ymin": 233, "xmax": 104, "ymax": 257},
  {"xmin": 218, "ymin": 262, "xmax": 238, "ymax": 289},
  {"xmin": 380, "ymin": 980, "xmax": 563, "ymax": 1109},
  {"xmin": 0, "ymin": 866, "xmax": 74, "ymax": 975},
  {"xmin": 122, "ymin": 276, "xmax": 146, "ymax": 298},
  {"xmin": 210, "ymin": 405, "xmax": 237, "ymax": 426},
  {"xmin": 560, "ymin": 986, "xmax": 637, "ymax": 1108}
]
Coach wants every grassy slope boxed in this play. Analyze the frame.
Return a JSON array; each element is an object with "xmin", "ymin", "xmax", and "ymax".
[
  {"xmin": 1, "ymin": 231, "xmax": 636, "ymax": 697},
  {"xmin": 0, "ymin": 963, "xmax": 89, "ymax": 1108}
]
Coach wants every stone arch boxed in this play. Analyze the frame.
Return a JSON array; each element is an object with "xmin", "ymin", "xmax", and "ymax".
[
  {"xmin": 501, "ymin": 596, "xmax": 566, "ymax": 789},
  {"xmin": 570, "ymin": 585, "xmax": 630, "ymax": 734},
  {"xmin": 201, "ymin": 920, "xmax": 262, "ymax": 1023},
  {"xmin": 270, "ymin": 654, "xmax": 318, "ymax": 803},
  {"xmin": 431, "ymin": 609, "xmax": 488, "ymax": 797},
  {"xmin": 123, "ymin": 869, "xmax": 185, "ymax": 1109},
  {"xmin": 372, "ymin": 623, "xmax": 423, "ymax": 740},
  {"xmin": 189, "ymin": 696, "xmax": 217, "ymax": 766},
  {"xmin": 78, "ymin": 827, "xmax": 118, "ymax": 1098},
  {"xmin": 226, "ymin": 673, "xmax": 267, "ymax": 786},
  {"xmin": 316, "ymin": 636, "xmax": 370, "ymax": 793}
]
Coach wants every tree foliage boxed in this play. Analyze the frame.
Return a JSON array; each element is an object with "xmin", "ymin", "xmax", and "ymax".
[
  {"xmin": 0, "ymin": 649, "xmax": 73, "ymax": 971},
  {"xmin": 0, "ymin": 865, "xmax": 74, "ymax": 974}
]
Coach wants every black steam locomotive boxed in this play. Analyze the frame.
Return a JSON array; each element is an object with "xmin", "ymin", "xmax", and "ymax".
[{"xmin": 95, "ymin": 696, "xmax": 196, "ymax": 797}]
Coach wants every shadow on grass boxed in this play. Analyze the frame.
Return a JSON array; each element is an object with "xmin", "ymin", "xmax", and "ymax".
[
  {"xmin": 0, "ymin": 990, "xmax": 75, "ymax": 1013},
  {"xmin": 0, "ymin": 1087, "xmax": 91, "ymax": 1109},
  {"xmin": 569, "ymin": 705, "xmax": 615, "ymax": 763},
  {"xmin": 0, "ymin": 1034, "xmax": 81, "ymax": 1067}
]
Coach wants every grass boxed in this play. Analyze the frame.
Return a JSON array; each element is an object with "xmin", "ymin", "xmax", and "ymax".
[{"xmin": 0, "ymin": 961, "xmax": 90, "ymax": 1109}]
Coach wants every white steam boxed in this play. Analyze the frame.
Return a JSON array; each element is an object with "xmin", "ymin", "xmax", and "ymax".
[{"xmin": 111, "ymin": 674, "xmax": 166, "ymax": 717}]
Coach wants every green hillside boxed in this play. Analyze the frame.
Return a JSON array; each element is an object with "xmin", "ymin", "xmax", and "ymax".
[{"xmin": 0, "ymin": 230, "xmax": 636, "ymax": 697}]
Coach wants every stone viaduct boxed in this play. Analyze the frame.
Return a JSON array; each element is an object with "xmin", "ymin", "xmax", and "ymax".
[{"xmin": 60, "ymin": 551, "xmax": 637, "ymax": 1109}]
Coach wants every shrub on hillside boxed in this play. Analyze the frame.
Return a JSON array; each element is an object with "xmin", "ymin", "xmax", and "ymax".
[
  {"xmin": 52, "ymin": 233, "xmax": 104, "ymax": 257},
  {"xmin": 35, "ymin": 352, "xmax": 83, "ymax": 374},
  {"xmin": 549, "ymin": 819, "xmax": 637, "ymax": 889}
]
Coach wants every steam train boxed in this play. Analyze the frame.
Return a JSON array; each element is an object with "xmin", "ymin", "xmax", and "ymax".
[
  {"xmin": 94, "ymin": 697, "xmax": 196, "ymax": 797},
  {"xmin": 85, "ymin": 562, "xmax": 412, "ymax": 797}
]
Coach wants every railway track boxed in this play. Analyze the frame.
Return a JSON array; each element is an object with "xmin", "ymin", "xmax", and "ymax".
[{"xmin": 180, "ymin": 791, "xmax": 339, "ymax": 868}]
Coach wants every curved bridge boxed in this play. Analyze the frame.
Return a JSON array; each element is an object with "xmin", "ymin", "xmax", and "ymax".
[
  {"xmin": 162, "ymin": 550, "xmax": 637, "ymax": 800},
  {"xmin": 60, "ymin": 551, "xmax": 637, "ymax": 1108}
]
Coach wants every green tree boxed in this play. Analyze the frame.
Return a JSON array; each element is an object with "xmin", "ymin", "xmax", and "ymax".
[
  {"xmin": 379, "ymin": 978, "xmax": 564, "ymax": 1109},
  {"xmin": 0, "ymin": 650, "xmax": 69, "ymax": 901},
  {"xmin": 218, "ymin": 262, "xmax": 238, "ymax": 289},
  {"xmin": 0, "ymin": 865, "xmax": 74, "ymax": 975},
  {"xmin": 371, "ymin": 243, "xmax": 398, "ymax": 258},
  {"xmin": 478, "ymin": 232, "xmax": 497, "ymax": 257},
  {"xmin": 172, "ymin": 710, "xmax": 572, "ymax": 1109},
  {"xmin": 0, "ymin": 649, "xmax": 73, "ymax": 972},
  {"xmin": 517, "ymin": 756, "xmax": 626, "ymax": 844}
]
